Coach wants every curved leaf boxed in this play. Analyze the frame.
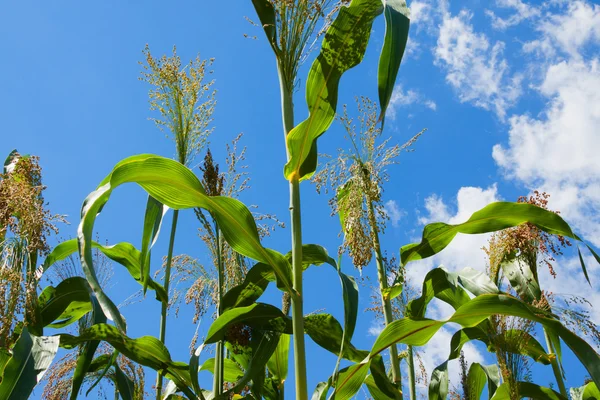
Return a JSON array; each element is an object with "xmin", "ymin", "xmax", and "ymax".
[
  {"xmin": 205, "ymin": 303, "xmax": 291, "ymax": 344},
  {"xmin": 468, "ymin": 363, "xmax": 500, "ymax": 400},
  {"xmin": 400, "ymin": 202, "xmax": 598, "ymax": 285},
  {"xmin": 304, "ymin": 313, "xmax": 368, "ymax": 363},
  {"xmin": 78, "ymin": 155, "xmax": 294, "ymax": 331},
  {"xmin": 44, "ymin": 239, "xmax": 167, "ymax": 303},
  {"xmin": 372, "ymin": 294, "xmax": 600, "ymax": 388},
  {"xmin": 0, "ymin": 328, "xmax": 59, "ymax": 400},
  {"xmin": 284, "ymin": 0, "xmax": 383, "ymax": 181},
  {"xmin": 59, "ymin": 324, "xmax": 196, "ymax": 399},
  {"xmin": 378, "ymin": 0, "xmax": 410, "ymax": 125},
  {"xmin": 37, "ymin": 276, "xmax": 92, "ymax": 328}
]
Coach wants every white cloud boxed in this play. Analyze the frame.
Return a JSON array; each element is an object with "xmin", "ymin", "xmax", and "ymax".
[
  {"xmin": 384, "ymin": 200, "xmax": 407, "ymax": 228},
  {"xmin": 524, "ymin": 1, "xmax": 600, "ymax": 60},
  {"xmin": 485, "ymin": 0, "xmax": 540, "ymax": 30},
  {"xmin": 493, "ymin": 59, "xmax": 600, "ymax": 246},
  {"xmin": 386, "ymin": 84, "xmax": 437, "ymax": 120},
  {"xmin": 434, "ymin": 10, "xmax": 521, "ymax": 119}
]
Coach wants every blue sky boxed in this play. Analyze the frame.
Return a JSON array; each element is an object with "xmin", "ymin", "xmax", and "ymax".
[{"xmin": 2, "ymin": 0, "xmax": 600, "ymax": 398}]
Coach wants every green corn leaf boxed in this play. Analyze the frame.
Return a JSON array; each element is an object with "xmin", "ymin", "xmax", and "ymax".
[
  {"xmin": 304, "ymin": 313, "xmax": 368, "ymax": 363},
  {"xmin": 200, "ymin": 358, "xmax": 244, "ymax": 383},
  {"xmin": 221, "ymin": 244, "xmax": 339, "ymax": 311},
  {"xmin": 284, "ymin": 0, "xmax": 383, "ymax": 181},
  {"xmin": 490, "ymin": 381, "xmax": 568, "ymax": 399},
  {"xmin": 114, "ymin": 362, "xmax": 135, "ymax": 400},
  {"xmin": 266, "ymin": 334, "xmax": 290, "ymax": 384},
  {"xmin": 78, "ymin": 154, "xmax": 293, "ymax": 331},
  {"xmin": 331, "ymin": 362, "xmax": 371, "ymax": 400},
  {"xmin": 378, "ymin": 0, "xmax": 410, "ymax": 126},
  {"xmin": 501, "ymin": 251, "xmax": 541, "ymax": 302},
  {"xmin": 467, "ymin": 363, "xmax": 500, "ymax": 400},
  {"xmin": 312, "ymin": 381, "xmax": 331, "ymax": 400},
  {"xmin": 251, "ymin": 0, "xmax": 278, "ymax": 53},
  {"xmin": 70, "ymin": 292, "xmax": 107, "ymax": 400},
  {"xmin": 0, "ymin": 328, "xmax": 59, "ymax": 400},
  {"xmin": 37, "ymin": 276, "xmax": 92, "ymax": 328},
  {"xmin": 371, "ymin": 293, "xmax": 600, "ymax": 388},
  {"xmin": 366, "ymin": 355, "xmax": 402, "ymax": 399},
  {"xmin": 189, "ymin": 344, "xmax": 204, "ymax": 396},
  {"xmin": 223, "ymin": 331, "xmax": 281, "ymax": 397},
  {"xmin": 140, "ymin": 195, "xmax": 166, "ymax": 293},
  {"xmin": 59, "ymin": 323, "xmax": 196, "ymax": 398},
  {"xmin": 428, "ymin": 362, "xmax": 448, "ymax": 400},
  {"xmin": 572, "ymin": 381, "xmax": 600, "ymax": 400},
  {"xmin": 205, "ymin": 303, "xmax": 291, "ymax": 343},
  {"xmin": 406, "ymin": 267, "xmax": 471, "ymax": 318},
  {"xmin": 400, "ymin": 202, "xmax": 598, "ymax": 285},
  {"xmin": 43, "ymin": 239, "xmax": 167, "ymax": 303}
]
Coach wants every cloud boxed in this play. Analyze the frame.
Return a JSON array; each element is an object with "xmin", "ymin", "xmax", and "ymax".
[
  {"xmin": 386, "ymin": 84, "xmax": 437, "ymax": 120},
  {"xmin": 485, "ymin": 0, "xmax": 540, "ymax": 30},
  {"xmin": 384, "ymin": 200, "xmax": 407, "ymax": 228},
  {"xmin": 524, "ymin": 1, "xmax": 600, "ymax": 60},
  {"xmin": 434, "ymin": 10, "xmax": 521, "ymax": 119},
  {"xmin": 493, "ymin": 63, "xmax": 600, "ymax": 247}
]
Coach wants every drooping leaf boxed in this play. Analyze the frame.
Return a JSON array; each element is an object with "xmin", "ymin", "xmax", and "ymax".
[
  {"xmin": 43, "ymin": 239, "xmax": 167, "ymax": 303},
  {"xmin": 284, "ymin": 0, "xmax": 383, "ymax": 181},
  {"xmin": 0, "ymin": 328, "xmax": 59, "ymax": 400},
  {"xmin": 59, "ymin": 323, "xmax": 196, "ymax": 399},
  {"xmin": 372, "ymin": 293, "xmax": 600, "ymax": 388},
  {"xmin": 205, "ymin": 303, "xmax": 291, "ymax": 343},
  {"xmin": 37, "ymin": 276, "xmax": 92, "ymax": 328},
  {"xmin": 304, "ymin": 313, "xmax": 368, "ymax": 363},
  {"xmin": 467, "ymin": 363, "xmax": 500, "ymax": 400},
  {"xmin": 406, "ymin": 267, "xmax": 471, "ymax": 318},
  {"xmin": 400, "ymin": 202, "xmax": 598, "ymax": 285},
  {"xmin": 78, "ymin": 154, "xmax": 294, "ymax": 330},
  {"xmin": 378, "ymin": 0, "xmax": 410, "ymax": 126}
]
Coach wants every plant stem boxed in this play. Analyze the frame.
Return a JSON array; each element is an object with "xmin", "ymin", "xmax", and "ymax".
[
  {"xmin": 213, "ymin": 220, "xmax": 224, "ymax": 396},
  {"xmin": 543, "ymin": 328, "xmax": 567, "ymax": 396},
  {"xmin": 407, "ymin": 345, "xmax": 416, "ymax": 400},
  {"xmin": 278, "ymin": 62, "xmax": 308, "ymax": 400},
  {"xmin": 366, "ymin": 198, "xmax": 403, "ymax": 396},
  {"xmin": 156, "ymin": 209, "xmax": 179, "ymax": 400}
]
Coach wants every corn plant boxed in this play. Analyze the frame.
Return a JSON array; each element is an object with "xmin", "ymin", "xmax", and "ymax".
[{"xmin": 3, "ymin": 1, "xmax": 600, "ymax": 399}]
